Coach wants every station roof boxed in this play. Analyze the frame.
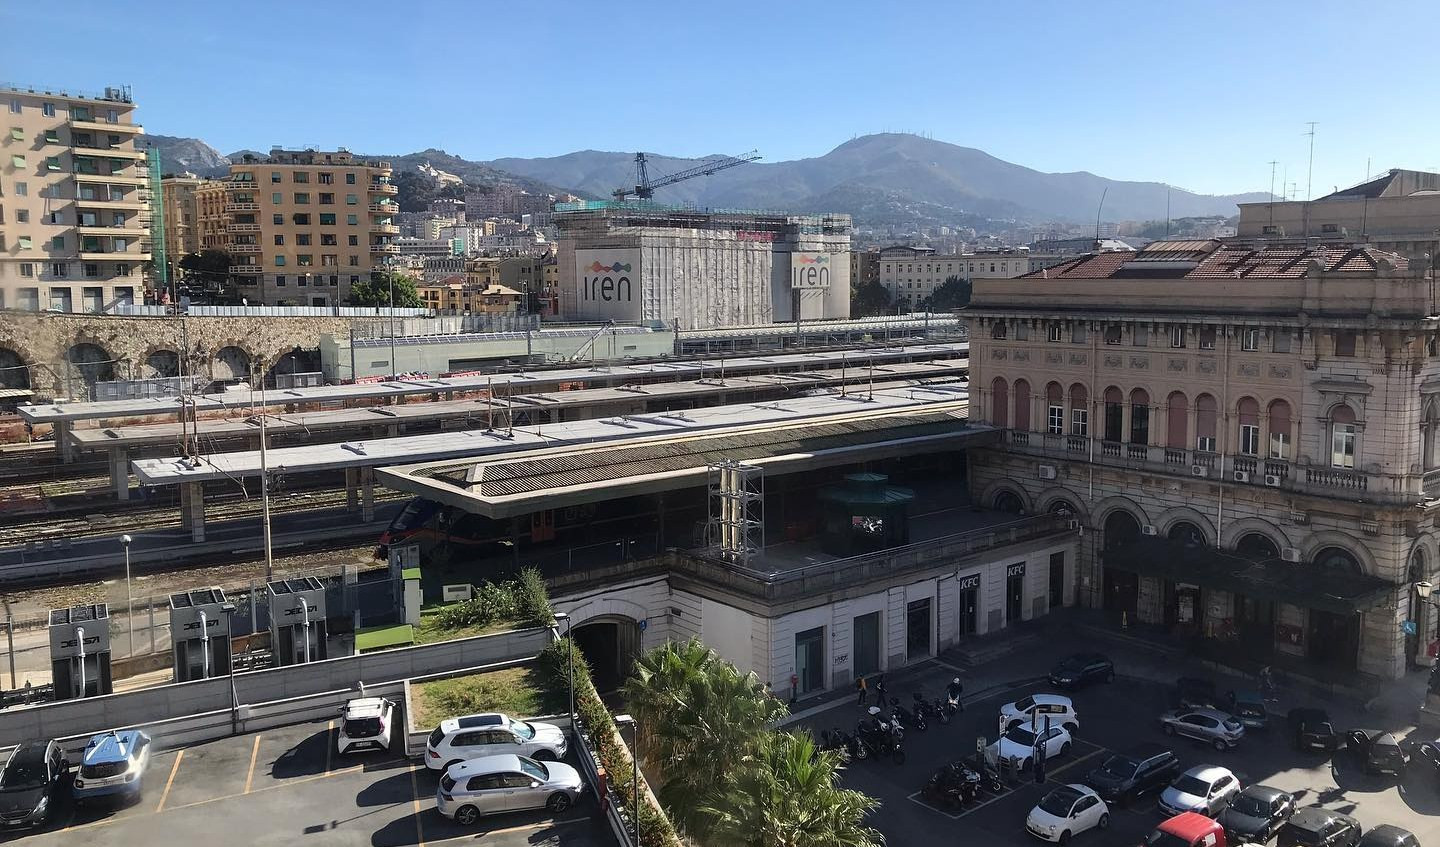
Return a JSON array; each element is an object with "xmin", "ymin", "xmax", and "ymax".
[
  {"xmin": 377, "ymin": 398, "xmax": 990, "ymax": 519},
  {"xmin": 19, "ymin": 342, "xmax": 966, "ymax": 425},
  {"xmin": 68, "ymin": 359, "xmax": 967, "ymax": 452},
  {"xmin": 131, "ymin": 382, "xmax": 970, "ymax": 486}
]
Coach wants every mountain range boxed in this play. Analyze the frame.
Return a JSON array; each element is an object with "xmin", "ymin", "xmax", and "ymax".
[{"xmin": 137, "ymin": 132, "xmax": 1268, "ymax": 225}]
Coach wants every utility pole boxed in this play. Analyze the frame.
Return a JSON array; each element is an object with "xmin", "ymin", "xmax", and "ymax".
[
  {"xmin": 1304, "ymin": 122, "xmax": 1318, "ymax": 202},
  {"xmin": 387, "ymin": 273, "xmax": 398, "ymax": 378},
  {"xmin": 1267, "ymin": 160, "xmax": 1279, "ymax": 231},
  {"xmin": 257, "ymin": 377, "xmax": 274, "ymax": 582}
]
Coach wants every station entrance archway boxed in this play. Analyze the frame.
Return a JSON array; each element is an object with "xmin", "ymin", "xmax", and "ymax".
[{"xmin": 572, "ymin": 615, "xmax": 643, "ymax": 694}]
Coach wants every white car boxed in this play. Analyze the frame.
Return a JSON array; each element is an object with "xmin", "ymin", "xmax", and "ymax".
[
  {"xmin": 1026, "ymin": 783, "xmax": 1110, "ymax": 843},
  {"xmin": 426, "ymin": 712, "xmax": 568, "ymax": 771},
  {"xmin": 987, "ymin": 723, "xmax": 1072, "ymax": 771},
  {"xmin": 1001, "ymin": 693, "xmax": 1079, "ymax": 734},
  {"xmin": 337, "ymin": 697, "xmax": 396, "ymax": 755},
  {"xmin": 436, "ymin": 754, "xmax": 584, "ymax": 825},
  {"xmin": 1158, "ymin": 764, "xmax": 1241, "ymax": 818}
]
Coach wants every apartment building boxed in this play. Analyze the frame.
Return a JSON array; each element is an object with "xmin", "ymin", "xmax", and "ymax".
[
  {"xmin": 225, "ymin": 149, "xmax": 399, "ymax": 305},
  {"xmin": 879, "ymin": 245, "xmax": 1065, "ymax": 310},
  {"xmin": 966, "ymin": 238, "xmax": 1440, "ymax": 682},
  {"xmin": 416, "ymin": 278, "xmax": 523, "ymax": 313},
  {"xmin": 159, "ymin": 173, "xmax": 210, "ymax": 264},
  {"xmin": 0, "ymin": 84, "xmax": 148, "ymax": 312},
  {"xmin": 1237, "ymin": 168, "xmax": 1440, "ymax": 258},
  {"xmin": 194, "ymin": 180, "xmax": 230, "ymax": 251}
]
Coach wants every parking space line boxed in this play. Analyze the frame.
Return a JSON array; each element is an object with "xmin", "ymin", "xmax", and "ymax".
[
  {"xmin": 244, "ymin": 734, "xmax": 262, "ymax": 794},
  {"xmin": 155, "ymin": 749, "xmax": 184, "ymax": 813},
  {"xmin": 164, "ymin": 763, "xmax": 369, "ymax": 814},
  {"xmin": 1047, "ymin": 748, "xmax": 1107, "ymax": 779},
  {"xmin": 424, "ymin": 817, "xmax": 589, "ymax": 845},
  {"xmin": 409, "ymin": 761, "xmax": 426, "ymax": 847},
  {"xmin": 904, "ymin": 790, "xmax": 966, "ymax": 820}
]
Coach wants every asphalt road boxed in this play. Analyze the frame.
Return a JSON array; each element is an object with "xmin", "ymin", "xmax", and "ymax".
[
  {"xmin": 2, "ymin": 719, "xmax": 611, "ymax": 847},
  {"xmin": 797, "ymin": 656, "xmax": 1440, "ymax": 847}
]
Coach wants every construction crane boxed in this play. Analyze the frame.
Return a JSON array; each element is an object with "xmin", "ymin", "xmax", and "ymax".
[{"xmin": 612, "ymin": 150, "xmax": 761, "ymax": 201}]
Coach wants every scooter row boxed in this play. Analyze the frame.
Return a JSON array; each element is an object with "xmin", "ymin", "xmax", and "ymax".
[
  {"xmin": 817, "ymin": 688, "xmax": 965, "ymax": 766},
  {"xmin": 921, "ymin": 759, "xmax": 1009, "ymax": 810}
]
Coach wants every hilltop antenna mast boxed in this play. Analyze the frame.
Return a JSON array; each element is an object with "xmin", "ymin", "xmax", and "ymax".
[
  {"xmin": 1267, "ymin": 161, "xmax": 1279, "ymax": 231},
  {"xmin": 1094, "ymin": 188, "xmax": 1108, "ymax": 246}
]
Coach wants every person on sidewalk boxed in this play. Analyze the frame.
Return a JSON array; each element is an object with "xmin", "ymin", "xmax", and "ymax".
[
  {"xmin": 855, "ymin": 674, "xmax": 868, "ymax": 706},
  {"xmin": 874, "ymin": 673, "xmax": 887, "ymax": 704}
]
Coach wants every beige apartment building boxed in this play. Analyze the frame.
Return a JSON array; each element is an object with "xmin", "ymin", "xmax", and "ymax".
[
  {"xmin": 0, "ymin": 84, "xmax": 148, "ymax": 313},
  {"xmin": 226, "ymin": 149, "xmax": 399, "ymax": 305},
  {"xmin": 965, "ymin": 239, "xmax": 1440, "ymax": 683},
  {"xmin": 159, "ymin": 173, "xmax": 209, "ymax": 264},
  {"xmin": 1237, "ymin": 169, "xmax": 1440, "ymax": 258},
  {"xmin": 879, "ymin": 245, "xmax": 1066, "ymax": 310},
  {"xmin": 195, "ymin": 180, "xmax": 230, "ymax": 251}
]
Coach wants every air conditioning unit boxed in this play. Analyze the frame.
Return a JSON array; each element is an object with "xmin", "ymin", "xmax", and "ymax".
[
  {"xmin": 1264, "ymin": 474, "xmax": 1282, "ymax": 487},
  {"xmin": 1281, "ymin": 547, "xmax": 1302, "ymax": 563},
  {"xmin": 1141, "ymin": 524, "xmax": 1158, "ymax": 536},
  {"xmin": 1232, "ymin": 470, "xmax": 1250, "ymax": 483},
  {"xmin": 1190, "ymin": 465, "xmax": 1208, "ymax": 477},
  {"xmin": 1038, "ymin": 464, "xmax": 1057, "ymax": 480}
]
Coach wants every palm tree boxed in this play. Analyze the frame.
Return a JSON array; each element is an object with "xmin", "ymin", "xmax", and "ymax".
[{"xmin": 696, "ymin": 732, "xmax": 882, "ymax": 847}]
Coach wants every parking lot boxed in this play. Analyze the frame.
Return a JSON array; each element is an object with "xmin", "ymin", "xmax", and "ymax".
[
  {"xmin": 2, "ymin": 719, "xmax": 610, "ymax": 847},
  {"xmin": 796, "ymin": 645, "xmax": 1440, "ymax": 846}
]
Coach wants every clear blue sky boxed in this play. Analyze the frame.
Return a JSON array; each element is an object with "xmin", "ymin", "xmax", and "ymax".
[{"xmin": 4, "ymin": 0, "xmax": 1435, "ymax": 197}]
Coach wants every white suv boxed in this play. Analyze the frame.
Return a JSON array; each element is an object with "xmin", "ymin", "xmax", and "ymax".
[
  {"xmin": 1000, "ymin": 693, "xmax": 1079, "ymax": 734},
  {"xmin": 337, "ymin": 697, "xmax": 396, "ymax": 755},
  {"xmin": 426, "ymin": 713, "xmax": 568, "ymax": 771}
]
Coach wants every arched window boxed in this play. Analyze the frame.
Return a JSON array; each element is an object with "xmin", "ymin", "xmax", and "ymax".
[
  {"xmin": 1409, "ymin": 546, "xmax": 1428, "ymax": 583},
  {"xmin": 1068, "ymin": 383, "xmax": 1089, "ymax": 436},
  {"xmin": 1422, "ymin": 399, "xmax": 1440, "ymax": 470},
  {"xmin": 1167, "ymin": 521, "xmax": 1207, "ymax": 548},
  {"xmin": 1166, "ymin": 391, "xmax": 1189, "ymax": 449},
  {"xmin": 991, "ymin": 377, "xmax": 1009, "ymax": 428},
  {"xmin": 1314, "ymin": 546, "xmax": 1362, "ymax": 573},
  {"xmin": 1103, "ymin": 386, "xmax": 1123, "ymax": 442},
  {"xmin": 1195, "ymin": 393, "xmax": 1217, "ymax": 453},
  {"xmin": 1237, "ymin": 397, "xmax": 1260, "ymax": 456},
  {"xmin": 1049, "ymin": 499, "xmax": 1079, "ymax": 517},
  {"xmin": 1103, "ymin": 511, "xmax": 1141, "ymax": 550},
  {"xmin": 1268, "ymin": 400, "xmax": 1292, "ymax": 460},
  {"xmin": 1330, "ymin": 404, "xmax": 1357, "ymax": 469},
  {"xmin": 1046, "ymin": 382, "xmax": 1064, "ymax": 435},
  {"xmin": 1013, "ymin": 379, "xmax": 1032, "ymax": 430},
  {"xmin": 1129, "ymin": 388, "xmax": 1150, "ymax": 445},
  {"xmin": 1236, "ymin": 533, "xmax": 1280, "ymax": 560},
  {"xmin": 993, "ymin": 491, "xmax": 1025, "ymax": 514}
]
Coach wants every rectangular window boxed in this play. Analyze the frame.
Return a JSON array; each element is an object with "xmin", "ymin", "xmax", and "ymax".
[
  {"xmin": 1133, "ymin": 325, "xmax": 1148, "ymax": 347},
  {"xmin": 42, "ymin": 102, "xmax": 55, "ymax": 117},
  {"xmin": 319, "ymin": 193, "xmax": 334, "ymax": 204},
  {"xmin": 51, "ymin": 236, "xmax": 64, "ymax": 250},
  {"xmin": 1048, "ymin": 404, "xmax": 1064, "ymax": 434},
  {"xmin": 17, "ymin": 236, "xmax": 32, "ymax": 250},
  {"xmin": 1240, "ymin": 424, "xmax": 1260, "ymax": 456},
  {"xmin": 16, "ymin": 209, "xmax": 28, "ymax": 223},
  {"xmin": 1104, "ymin": 325, "xmax": 1122, "ymax": 345},
  {"xmin": 297, "ymin": 234, "xmax": 311, "ymax": 246},
  {"xmin": 348, "ymin": 235, "xmax": 359, "ymax": 246},
  {"xmin": 8, "ymin": 128, "xmax": 21, "ymax": 141},
  {"xmin": 43, "ymin": 129, "xmax": 59, "ymax": 143},
  {"xmin": 7, "ymin": 100, "xmax": 18, "ymax": 114},
  {"xmin": 19, "ymin": 263, "xmax": 33, "ymax": 277},
  {"xmin": 1015, "ymin": 323, "xmax": 1029, "ymax": 341},
  {"xmin": 292, "ymin": 171, "xmax": 309, "ymax": 183},
  {"xmin": 275, "ymin": 275, "xmax": 286, "ymax": 286},
  {"xmin": 271, "ymin": 172, "xmax": 282, "ymax": 183},
  {"xmin": 318, "ymin": 172, "xmax": 333, "ymax": 184},
  {"xmin": 1047, "ymin": 324, "xmax": 1063, "ymax": 342},
  {"xmin": 345, "ymin": 194, "xmax": 358, "ymax": 205},
  {"xmin": 51, "ymin": 263, "xmax": 68, "ymax": 277},
  {"xmin": 273, "ymin": 214, "xmax": 284, "ymax": 225},
  {"xmin": 321, "ymin": 234, "xmax": 337, "ymax": 246},
  {"xmin": 1071, "ymin": 408, "xmax": 1088, "ymax": 437},
  {"xmin": 274, "ymin": 234, "xmax": 285, "ymax": 245},
  {"xmin": 297, "ymin": 254, "xmax": 313, "ymax": 266},
  {"xmin": 345, "ymin": 173, "xmax": 356, "ymax": 184},
  {"xmin": 116, "ymin": 263, "xmax": 130, "ymax": 276},
  {"xmin": 346, "ymin": 214, "xmax": 358, "ymax": 225},
  {"xmin": 319, "ymin": 213, "xmax": 336, "ymax": 225},
  {"xmin": 10, "ymin": 155, "xmax": 24, "ymax": 168},
  {"xmin": 1331, "ymin": 424, "xmax": 1356, "ymax": 469},
  {"xmin": 1071, "ymin": 324, "xmax": 1087, "ymax": 343},
  {"xmin": 84, "ymin": 263, "xmax": 99, "ymax": 278},
  {"xmin": 1198, "ymin": 327, "xmax": 1216, "ymax": 349},
  {"xmin": 272, "ymin": 192, "xmax": 282, "ymax": 204},
  {"xmin": 349, "ymin": 255, "xmax": 359, "ymax": 265},
  {"xmin": 274, "ymin": 256, "xmax": 286, "ymax": 267},
  {"xmin": 1270, "ymin": 431, "xmax": 1290, "ymax": 460},
  {"xmin": 1334, "ymin": 331, "xmax": 1356, "ymax": 357},
  {"xmin": 106, "ymin": 109, "xmax": 118, "ymax": 123},
  {"xmin": 293, "ymin": 213, "xmax": 310, "ymax": 225},
  {"xmin": 294, "ymin": 192, "xmax": 310, "ymax": 204},
  {"xmin": 45, "ymin": 156, "xmax": 61, "ymax": 171},
  {"xmin": 1321, "ymin": 223, "xmax": 1339, "ymax": 234},
  {"xmin": 1168, "ymin": 325, "xmax": 1185, "ymax": 348},
  {"xmin": 1241, "ymin": 328, "xmax": 1259, "ymax": 351},
  {"xmin": 1272, "ymin": 331, "xmax": 1291, "ymax": 353}
]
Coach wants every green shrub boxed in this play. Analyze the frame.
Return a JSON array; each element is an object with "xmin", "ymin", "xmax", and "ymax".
[{"xmin": 515, "ymin": 567, "xmax": 552, "ymax": 627}]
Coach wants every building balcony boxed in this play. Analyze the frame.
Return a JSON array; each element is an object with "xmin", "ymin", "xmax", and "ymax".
[
  {"xmin": 72, "ymin": 172, "xmax": 146, "ymax": 187},
  {"xmin": 226, "ymin": 202, "xmax": 260, "ymax": 212},
  {"xmin": 78, "ymin": 250, "xmax": 151, "ymax": 261},
  {"xmin": 227, "ymin": 223, "xmax": 261, "ymax": 233},
  {"xmin": 370, "ymin": 223, "xmax": 400, "ymax": 235},
  {"xmin": 368, "ymin": 182, "xmax": 398, "ymax": 196},
  {"xmin": 73, "ymin": 197, "xmax": 145, "ymax": 211},
  {"xmin": 72, "ymin": 144, "xmax": 147, "ymax": 161},
  {"xmin": 370, "ymin": 243, "xmax": 400, "ymax": 254},
  {"xmin": 231, "ymin": 265, "xmax": 263, "ymax": 275},
  {"xmin": 368, "ymin": 203, "xmax": 399, "ymax": 215},
  {"xmin": 76, "ymin": 225, "xmax": 147, "ymax": 237},
  {"xmin": 68, "ymin": 119, "xmax": 142, "ymax": 134},
  {"xmin": 229, "ymin": 243, "xmax": 262, "ymax": 253},
  {"xmin": 227, "ymin": 180, "xmax": 259, "ymax": 192}
]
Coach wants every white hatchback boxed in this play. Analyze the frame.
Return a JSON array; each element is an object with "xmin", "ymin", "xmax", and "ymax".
[
  {"xmin": 426, "ymin": 712, "xmax": 568, "ymax": 771},
  {"xmin": 1158, "ymin": 764, "xmax": 1241, "ymax": 818},
  {"xmin": 1001, "ymin": 693, "xmax": 1080, "ymax": 734},
  {"xmin": 337, "ymin": 697, "xmax": 396, "ymax": 755},
  {"xmin": 1026, "ymin": 783, "xmax": 1109, "ymax": 843}
]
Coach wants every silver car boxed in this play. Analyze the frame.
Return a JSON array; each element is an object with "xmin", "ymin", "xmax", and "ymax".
[
  {"xmin": 1160, "ymin": 708, "xmax": 1246, "ymax": 750},
  {"xmin": 436, "ymin": 754, "xmax": 583, "ymax": 825}
]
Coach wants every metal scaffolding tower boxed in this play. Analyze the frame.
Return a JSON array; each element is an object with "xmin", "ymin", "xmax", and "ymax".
[
  {"xmin": 707, "ymin": 460, "xmax": 764, "ymax": 567},
  {"xmin": 146, "ymin": 147, "xmax": 168, "ymax": 301}
]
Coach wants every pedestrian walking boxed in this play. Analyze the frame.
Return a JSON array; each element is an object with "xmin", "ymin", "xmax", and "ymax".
[
  {"xmin": 874, "ymin": 673, "xmax": 887, "ymax": 704},
  {"xmin": 855, "ymin": 674, "xmax": 868, "ymax": 706}
]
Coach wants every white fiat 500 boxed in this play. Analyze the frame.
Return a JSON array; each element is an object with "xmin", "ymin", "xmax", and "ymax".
[{"xmin": 1026, "ymin": 783, "xmax": 1110, "ymax": 843}]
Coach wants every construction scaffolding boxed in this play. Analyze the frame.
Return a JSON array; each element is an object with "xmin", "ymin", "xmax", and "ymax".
[
  {"xmin": 708, "ymin": 460, "xmax": 765, "ymax": 567},
  {"xmin": 145, "ymin": 146, "xmax": 168, "ymax": 300}
]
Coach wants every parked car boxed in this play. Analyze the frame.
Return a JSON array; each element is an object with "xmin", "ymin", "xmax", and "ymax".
[
  {"xmin": 1143, "ymin": 812, "xmax": 1229, "ymax": 847},
  {"xmin": 1287, "ymin": 708, "xmax": 1341, "ymax": 753},
  {"xmin": 435, "ymin": 754, "xmax": 583, "ymax": 825},
  {"xmin": 1276, "ymin": 807, "xmax": 1362, "ymax": 847},
  {"xmin": 337, "ymin": 697, "xmax": 396, "ymax": 755},
  {"xmin": 426, "ymin": 712, "xmax": 568, "ymax": 771},
  {"xmin": 1414, "ymin": 737, "xmax": 1440, "ymax": 776},
  {"xmin": 1025, "ymin": 783, "xmax": 1109, "ymax": 843},
  {"xmin": 1159, "ymin": 765, "xmax": 1241, "ymax": 818},
  {"xmin": 986, "ymin": 723, "xmax": 1072, "ymax": 771},
  {"xmin": 1344, "ymin": 729, "xmax": 1407, "ymax": 776},
  {"xmin": 1159, "ymin": 708, "xmax": 1246, "ymax": 751},
  {"xmin": 73, "ymin": 730, "xmax": 151, "ymax": 803},
  {"xmin": 0, "ymin": 740, "xmax": 67, "ymax": 829},
  {"xmin": 1356, "ymin": 824, "xmax": 1419, "ymax": 847},
  {"xmin": 1224, "ymin": 690, "xmax": 1269, "ymax": 730},
  {"xmin": 1048, "ymin": 653, "xmax": 1115, "ymax": 689},
  {"xmin": 1000, "ymin": 694, "xmax": 1080, "ymax": 734},
  {"xmin": 1082, "ymin": 742, "xmax": 1182, "ymax": 806},
  {"xmin": 1216, "ymin": 784, "xmax": 1295, "ymax": 843},
  {"xmin": 1175, "ymin": 677, "xmax": 1221, "ymax": 710}
]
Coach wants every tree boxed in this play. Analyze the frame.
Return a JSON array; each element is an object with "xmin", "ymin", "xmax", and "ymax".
[
  {"xmin": 923, "ymin": 274, "xmax": 971, "ymax": 312},
  {"xmin": 348, "ymin": 270, "xmax": 424, "ymax": 308},
  {"xmin": 696, "ymin": 732, "xmax": 882, "ymax": 847},
  {"xmin": 850, "ymin": 280, "xmax": 892, "ymax": 317}
]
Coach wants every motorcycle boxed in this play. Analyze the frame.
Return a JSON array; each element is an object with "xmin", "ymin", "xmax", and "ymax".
[
  {"xmin": 913, "ymin": 692, "xmax": 946, "ymax": 727},
  {"xmin": 968, "ymin": 760, "xmax": 1005, "ymax": 795},
  {"xmin": 890, "ymin": 696, "xmax": 926, "ymax": 731},
  {"xmin": 857, "ymin": 716, "xmax": 906, "ymax": 765},
  {"xmin": 921, "ymin": 762, "xmax": 979, "ymax": 810},
  {"xmin": 932, "ymin": 694, "xmax": 953, "ymax": 725}
]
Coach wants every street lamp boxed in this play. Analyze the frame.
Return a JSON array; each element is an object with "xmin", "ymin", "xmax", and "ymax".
[
  {"xmin": 121, "ymin": 534, "xmax": 134, "ymax": 658},
  {"xmin": 614, "ymin": 713, "xmax": 640, "ymax": 845},
  {"xmin": 220, "ymin": 602, "xmax": 239, "ymax": 733},
  {"xmin": 552, "ymin": 612, "xmax": 575, "ymax": 725},
  {"xmin": 298, "ymin": 597, "xmax": 312, "ymax": 664}
]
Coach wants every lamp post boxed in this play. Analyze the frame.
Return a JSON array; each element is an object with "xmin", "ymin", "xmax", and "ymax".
[
  {"xmin": 1415, "ymin": 582, "xmax": 1438, "ymax": 666},
  {"xmin": 298, "ymin": 597, "xmax": 312, "ymax": 664},
  {"xmin": 614, "ymin": 713, "xmax": 640, "ymax": 844},
  {"xmin": 121, "ymin": 534, "xmax": 134, "ymax": 658},
  {"xmin": 221, "ymin": 602, "xmax": 239, "ymax": 733}
]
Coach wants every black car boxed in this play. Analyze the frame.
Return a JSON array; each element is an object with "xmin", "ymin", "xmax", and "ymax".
[
  {"xmin": 1174, "ymin": 676, "xmax": 1220, "ymax": 710},
  {"xmin": 1081, "ymin": 742, "xmax": 1181, "ymax": 805},
  {"xmin": 1049, "ymin": 652, "xmax": 1115, "ymax": 689},
  {"xmin": 1357, "ymin": 825, "xmax": 1419, "ymax": 847},
  {"xmin": 0, "ymin": 740, "xmax": 67, "ymax": 829},
  {"xmin": 1415, "ymin": 738, "xmax": 1440, "ymax": 775},
  {"xmin": 1217, "ymin": 784, "xmax": 1295, "ymax": 843},
  {"xmin": 1277, "ymin": 807, "xmax": 1362, "ymax": 847},
  {"xmin": 1288, "ymin": 707, "xmax": 1341, "ymax": 753},
  {"xmin": 1345, "ymin": 729, "xmax": 1408, "ymax": 776}
]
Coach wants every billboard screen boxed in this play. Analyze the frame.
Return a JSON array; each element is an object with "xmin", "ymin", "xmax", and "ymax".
[
  {"xmin": 575, "ymin": 248, "xmax": 642, "ymax": 320},
  {"xmin": 790, "ymin": 253, "xmax": 833, "ymax": 290}
]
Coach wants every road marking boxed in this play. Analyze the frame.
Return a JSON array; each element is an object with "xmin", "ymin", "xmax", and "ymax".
[
  {"xmin": 409, "ymin": 761, "xmax": 426, "ymax": 847},
  {"xmin": 904, "ymin": 790, "xmax": 967, "ymax": 820},
  {"xmin": 155, "ymin": 749, "xmax": 184, "ymax": 813},
  {"xmin": 1047, "ymin": 748, "xmax": 1107, "ymax": 779},
  {"xmin": 244, "ymin": 734, "xmax": 262, "ymax": 794},
  {"xmin": 424, "ymin": 817, "xmax": 589, "ymax": 845},
  {"xmin": 325, "ymin": 720, "xmax": 334, "ymax": 775}
]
